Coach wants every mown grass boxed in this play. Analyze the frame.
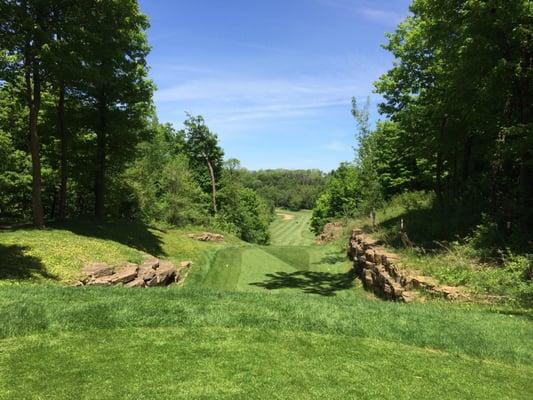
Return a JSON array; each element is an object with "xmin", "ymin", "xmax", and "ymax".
[
  {"xmin": 0, "ymin": 286, "xmax": 531, "ymax": 399},
  {"xmin": 186, "ymin": 209, "xmax": 356, "ymax": 296},
  {"xmin": 186, "ymin": 244, "xmax": 354, "ymax": 296},
  {"xmin": 1, "ymin": 210, "xmax": 531, "ymax": 398},
  {"xmin": 270, "ymin": 209, "xmax": 315, "ymax": 246}
]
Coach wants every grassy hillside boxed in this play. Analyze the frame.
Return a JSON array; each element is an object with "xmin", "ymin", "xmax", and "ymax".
[
  {"xmin": 346, "ymin": 192, "xmax": 533, "ymax": 307},
  {"xmin": 0, "ymin": 220, "xmax": 236, "ymax": 284},
  {"xmin": 0, "ymin": 286, "xmax": 531, "ymax": 399}
]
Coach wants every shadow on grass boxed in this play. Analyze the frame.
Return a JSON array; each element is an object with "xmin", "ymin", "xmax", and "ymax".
[
  {"xmin": 377, "ymin": 206, "xmax": 481, "ymax": 250},
  {"xmin": 250, "ymin": 269, "xmax": 356, "ymax": 296},
  {"xmin": 52, "ymin": 219, "xmax": 166, "ymax": 257},
  {"xmin": 0, "ymin": 244, "xmax": 58, "ymax": 280},
  {"xmin": 317, "ymin": 252, "xmax": 347, "ymax": 264}
]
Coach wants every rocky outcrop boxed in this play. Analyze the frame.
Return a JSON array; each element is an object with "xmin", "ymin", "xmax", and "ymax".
[
  {"xmin": 348, "ymin": 229, "xmax": 464, "ymax": 302},
  {"xmin": 187, "ymin": 232, "xmax": 224, "ymax": 242},
  {"xmin": 77, "ymin": 255, "xmax": 193, "ymax": 288}
]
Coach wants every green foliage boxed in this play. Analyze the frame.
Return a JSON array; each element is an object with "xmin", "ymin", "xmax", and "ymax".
[
  {"xmin": 374, "ymin": 0, "xmax": 533, "ymax": 238},
  {"xmin": 236, "ymin": 169, "xmax": 328, "ymax": 210},
  {"xmin": 311, "ymin": 163, "xmax": 360, "ymax": 233},
  {"xmin": 181, "ymin": 114, "xmax": 224, "ymax": 200},
  {"xmin": 126, "ymin": 122, "xmax": 209, "ymax": 226},
  {"xmin": 217, "ymin": 186, "xmax": 272, "ymax": 244}
]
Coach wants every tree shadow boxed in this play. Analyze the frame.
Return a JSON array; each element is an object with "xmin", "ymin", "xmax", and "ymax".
[
  {"xmin": 317, "ymin": 252, "xmax": 347, "ymax": 264},
  {"xmin": 250, "ymin": 269, "xmax": 356, "ymax": 297},
  {"xmin": 378, "ymin": 207, "xmax": 481, "ymax": 251},
  {"xmin": 52, "ymin": 219, "xmax": 165, "ymax": 257},
  {"xmin": 0, "ymin": 244, "xmax": 57, "ymax": 280}
]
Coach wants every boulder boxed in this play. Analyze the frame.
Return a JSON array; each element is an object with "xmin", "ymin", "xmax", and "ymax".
[
  {"xmin": 155, "ymin": 261, "xmax": 177, "ymax": 285},
  {"xmin": 141, "ymin": 257, "xmax": 159, "ymax": 270},
  {"xmin": 179, "ymin": 260, "xmax": 193, "ymax": 269},
  {"xmin": 125, "ymin": 278, "xmax": 145, "ymax": 288},
  {"xmin": 88, "ymin": 275, "xmax": 115, "ymax": 286},
  {"xmin": 109, "ymin": 263, "xmax": 138, "ymax": 284},
  {"xmin": 138, "ymin": 265, "xmax": 156, "ymax": 281},
  {"xmin": 187, "ymin": 232, "xmax": 224, "ymax": 242},
  {"xmin": 82, "ymin": 263, "xmax": 114, "ymax": 278}
]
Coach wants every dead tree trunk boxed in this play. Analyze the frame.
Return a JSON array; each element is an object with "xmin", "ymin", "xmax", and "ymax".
[{"xmin": 203, "ymin": 152, "xmax": 217, "ymax": 214}]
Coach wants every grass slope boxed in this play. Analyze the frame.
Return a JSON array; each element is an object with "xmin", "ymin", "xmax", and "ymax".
[
  {"xmin": 0, "ymin": 220, "xmax": 235, "ymax": 284},
  {"xmin": 0, "ymin": 286, "xmax": 531, "ymax": 399}
]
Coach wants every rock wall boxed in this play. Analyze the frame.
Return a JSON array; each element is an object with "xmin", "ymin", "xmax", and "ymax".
[{"xmin": 347, "ymin": 229, "xmax": 462, "ymax": 302}]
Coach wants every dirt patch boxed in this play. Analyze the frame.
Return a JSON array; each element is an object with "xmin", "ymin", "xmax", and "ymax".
[{"xmin": 277, "ymin": 213, "xmax": 295, "ymax": 221}]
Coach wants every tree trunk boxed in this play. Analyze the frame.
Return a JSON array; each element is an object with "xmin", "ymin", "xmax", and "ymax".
[
  {"xmin": 435, "ymin": 151, "xmax": 443, "ymax": 207},
  {"xmin": 95, "ymin": 88, "xmax": 106, "ymax": 218},
  {"xmin": 203, "ymin": 152, "xmax": 217, "ymax": 214},
  {"xmin": 58, "ymin": 80, "xmax": 68, "ymax": 220},
  {"xmin": 26, "ymin": 55, "xmax": 44, "ymax": 228},
  {"xmin": 462, "ymin": 135, "xmax": 472, "ymax": 183}
]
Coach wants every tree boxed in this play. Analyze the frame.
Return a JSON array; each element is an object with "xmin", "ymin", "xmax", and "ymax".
[
  {"xmin": 182, "ymin": 114, "xmax": 224, "ymax": 214},
  {"xmin": 352, "ymin": 97, "xmax": 383, "ymax": 226},
  {"xmin": 79, "ymin": 0, "xmax": 153, "ymax": 218},
  {"xmin": 374, "ymin": 0, "xmax": 532, "ymax": 236},
  {"xmin": 311, "ymin": 163, "xmax": 359, "ymax": 233},
  {"xmin": 0, "ymin": 0, "xmax": 59, "ymax": 227}
]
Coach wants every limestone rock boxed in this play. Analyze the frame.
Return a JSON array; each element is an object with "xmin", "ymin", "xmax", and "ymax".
[
  {"xmin": 187, "ymin": 232, "xmax": 224, "ymax": 242},
  {"xmin": 82, "ymin": 263, "xmax": 114, "ymax": 278},
  {"xmin": 155, "ymin": 261, "xmax": 177, "ymax": 285},
  {"xmin": 141, "ymin": 257, "xmax": 159, "ymax": 270},
  {"xmin": 88, "ymin": 275, "xmax": 115, "ymax": 286},
  {"xmin": 109, "ymin": 263, "xmax": 138, "ymax": 284},
  {"xmin": 125, "ymin": 278, "xmax": 145, "ymax": 288}
]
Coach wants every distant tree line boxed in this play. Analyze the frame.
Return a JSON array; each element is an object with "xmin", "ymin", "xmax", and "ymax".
[
  {"xmin": 236, "ymin": 169, "xmax": 328, "ymax": 211},
  {"xmin": 0, "ymin": 0, "xmax": 271, "ymax": 244},
  {"xmin": 313, "ymin": 0, "xmax": 532, "ymax": 247}
]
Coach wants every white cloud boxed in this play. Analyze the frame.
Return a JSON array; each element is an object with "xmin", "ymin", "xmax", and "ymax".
[
  {"xmin": 316, "ymin": 0, "xmax": 407, "ymax": 26},
  {"xmin": 153, "ymin": 75, "xmax": 368, "ymax": 130},
  {"xmin": 325, "ymin": 141, "xmax": 352, "ymax": 152}
]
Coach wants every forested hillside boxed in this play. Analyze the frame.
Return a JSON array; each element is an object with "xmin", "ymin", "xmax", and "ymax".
[{"xmin": 235, "ymin": 168, "xmax": 328, "ymax": 210}]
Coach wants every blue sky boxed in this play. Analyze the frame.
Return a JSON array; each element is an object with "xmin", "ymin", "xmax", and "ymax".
[{"xmin": 138, "ymin": 0, "xmax": 411, "ymax": 171}]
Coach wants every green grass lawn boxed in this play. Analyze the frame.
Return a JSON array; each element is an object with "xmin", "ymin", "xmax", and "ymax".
[
  {"xmin": 1, "ymin": 211, "xmax": 532, "ymax": 398},
  {"xmin": 187, "ymin": 210, "xmax": 354, "ymax": 296},
  {"xmin": 269, "ymin": 209, "xmax": 315, "ymax": 246},
  {"xmin": 0, "ymin": 286, "xmax": 531, "ymax": 399}
]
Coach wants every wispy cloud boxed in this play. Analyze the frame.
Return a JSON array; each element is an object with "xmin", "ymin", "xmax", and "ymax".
[
  {"xmin": 316, "ymin": 0, "xmax": 407, "ymax": 26},
  {"xmin": 154, "ymin": 75, "xmax": 367, "ymax": 130},
  {"xmin": 325, "ymin": 141, "xmax": 350, "ymax": 152}
]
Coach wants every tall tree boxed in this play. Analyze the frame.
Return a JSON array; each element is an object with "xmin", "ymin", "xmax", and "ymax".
[
  {"xmin": 0, "ymin": 0, "xmax": 58, "ymax": 227},
  {"xmin": 375, "ymin": 0, "xmax": 532, "ymax": 232},
  {"xmin": 182, "ymin": 114, "xmax": 224, "ymax": 214},
  {"xmin": 352, "ymin": 96, "xmax": 383, "ymax": 225},
  {"xmin": 80, "ymin": 0, "xmax": 153, "ymax": 218}
]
